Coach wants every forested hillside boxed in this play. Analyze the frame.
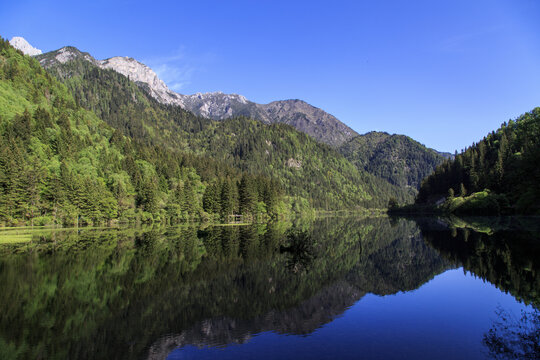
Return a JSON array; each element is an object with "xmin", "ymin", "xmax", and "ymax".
[
  {"xmin": 191, "ymin": 117, "xmax": 413, "ymax": 208},
  {"xmin": 0, "ymin": 37, "xmax": 284, "ymax": 226},
  {"xmin": 416, "ymin": 109, "xmax": 540, "ymax": 214},
  {"xmin": 35, "ymin": 45, "xmax": 412, "ymax": 209},
  {"xmin": 36, "ymin": 47, "xmax": 210, "ymax": 151},
  {"xmin": 339, "ymin": 132, "xmax": 446, "ymax": 193}
]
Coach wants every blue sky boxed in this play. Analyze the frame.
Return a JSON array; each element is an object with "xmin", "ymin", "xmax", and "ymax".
[{"xmin": 2, "ymin": 0, "xmax": 540, "ymax": 152}]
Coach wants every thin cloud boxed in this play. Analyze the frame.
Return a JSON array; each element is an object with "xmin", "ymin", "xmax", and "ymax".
[
  {"xmin": 152, "ymin": 62, "xmax": 194, "ymax": 91},
  {"xmin": 143, "ymin": 48, "xmax": 215, "ymax": 93},
  {"xmin": 439, "ymin": 26, "xmax": 504, "ymax": 53}
]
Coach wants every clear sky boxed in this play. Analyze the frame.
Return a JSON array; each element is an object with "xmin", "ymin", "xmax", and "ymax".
[{"xmin": 2, "ymin": 0, "xmax": 540, "ymax": 152}]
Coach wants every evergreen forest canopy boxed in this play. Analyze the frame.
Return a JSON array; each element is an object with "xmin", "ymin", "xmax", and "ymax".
[
  {"xmin": 339, "ymin": 131, "xmax": 447, "ymax": 191},
  {"xmin": 36, "ymin": 45, "xmax": 414, "ymax": 210},
  {"xmin": 2, "ymin": 33, "xmax": 539, "ymax": 226},
  {"xmin": 0, "ymin": 37, "xmax": 285, "ymax": 226},
  {"xmin": 416, "ymin": 109, "xmax": 540, "ymax": 214}
]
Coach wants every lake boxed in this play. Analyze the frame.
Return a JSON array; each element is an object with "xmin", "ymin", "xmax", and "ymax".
[{"xmin": 0, "ymin": 216, "xmax": 538, "ymax": 359}]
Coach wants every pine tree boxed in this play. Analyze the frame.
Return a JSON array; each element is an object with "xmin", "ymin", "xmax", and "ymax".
[
  {"xmin": 459, "ymin": 183, "xmax": 467, "ymax": 197},
  {"xmin": 202, "ymin": 181, "xmax": 220, "ymax": 214},
  {"xmin": 220, "ymin": 180, "xmax": 235, "ymax": 219},
  {"xmin": 238, "ymin": 175, "xmax": 257, "ymax": 215}
]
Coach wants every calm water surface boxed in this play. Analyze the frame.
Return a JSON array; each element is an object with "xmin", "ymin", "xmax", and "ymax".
[{"xmin": 0, "ymin": 216, "xmax": 538, "ymax": 359}]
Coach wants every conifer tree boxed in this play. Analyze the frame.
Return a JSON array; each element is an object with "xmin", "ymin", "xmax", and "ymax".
[
  {"xmin": 459, "ymin": 183, "xmax": 467, "ymax": 197},
  {"xmin": 238, "ymin": 175, "xmax": 257, "ymax": 215},
  {"xmin": 220, "ymin": 180, "xmax": 235, "ymax": 219}
]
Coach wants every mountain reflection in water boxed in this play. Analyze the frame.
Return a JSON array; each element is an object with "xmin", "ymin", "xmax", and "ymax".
[{"xmin": 0, "ymin": 216, "xmax": 537, "ymax": 360}]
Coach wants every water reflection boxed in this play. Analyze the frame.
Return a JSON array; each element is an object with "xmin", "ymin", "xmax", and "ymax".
[
  {"xmin": 483, "ymin": 306, "xmax": 539, "ymax": 360},
  {"xmin": 412, "ymin": 216, "xmax": 540, "ymax": 360},
  {"xmin": 0, "ymin": 216, "xmax": 537, "ymax": 359},
  {"xmin": 416, "ymin": 216, "xmax": 540, "ymax": 307}
]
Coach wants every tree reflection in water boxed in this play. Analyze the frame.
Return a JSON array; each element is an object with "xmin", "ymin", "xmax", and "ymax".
[
  {"xmin": 483, "ymin": 306, "xmax": 539, "ymax": 360},
  {"xmin": 280, "ymin": 229, "xmax": 316, "ymax": 274},
  {"xmin": 412, "ymin": 216, "xmax": 540, "ymax": 360},
  {"xmin": 1, "ymin": 215, "xmax": 537, "ymax": 359}
]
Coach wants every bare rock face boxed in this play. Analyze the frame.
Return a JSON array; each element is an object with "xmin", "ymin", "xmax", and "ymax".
[
  {"xmin": 262, "ymin": 99, "xmax": 357, "ymax": 146},
  {"xmin": 98, "ymin": 56, "xmax": 186, "ymax": 107},
  {"xmin": 286, "ymin": 158, "xmax": 302, "ymax": 169},
  {"xmin": 36, "ymin": 46, "xmax": 98, "ymax": 71},
  {"xmin": 9, "ymin": 36, "xmax": 42, "ymax": 56},
  {"xmin": 179, "ymin": 92, "xmax": 270, "ymax": 122}
]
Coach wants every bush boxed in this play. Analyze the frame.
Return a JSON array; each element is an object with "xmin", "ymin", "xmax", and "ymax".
[
  {"xmin": 141, "ymin": 211, "xmax": 154, "ymax": 223},
  {"xmin": 32, "ymin": 216, "xmax": 53, "ymax": 226},
  {"xmin": 445, "ymin": 190, "xmax": 506, "ymax": 215}
]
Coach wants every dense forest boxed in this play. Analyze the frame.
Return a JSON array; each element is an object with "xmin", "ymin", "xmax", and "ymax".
[
  {"xmin": 35, "ymin": 45, "xmax": 413, "ymax": 210},
  {"xmin": 0, "ymin": 37, "xmax": 285, "ymax": 226},
  {"xmin": 416, "ymin": 109, "xmax": 540, "ymax": 214},
  {"xmin": 7, "ymin": 34, "xmax": 538, "ymax": 225},
  {"xmin": 340, "ymin": 131, "xmax": 447, "ymax": 191}
]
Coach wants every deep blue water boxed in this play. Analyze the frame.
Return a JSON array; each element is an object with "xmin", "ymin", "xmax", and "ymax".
[{"xmin": 170, "ymin": 269, "xmax": 531, "ymax": 360}]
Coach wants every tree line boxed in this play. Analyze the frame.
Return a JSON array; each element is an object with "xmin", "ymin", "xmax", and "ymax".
[{"xmin": 416, "ymin": 108, "xmax": 540, "ymax": 214}]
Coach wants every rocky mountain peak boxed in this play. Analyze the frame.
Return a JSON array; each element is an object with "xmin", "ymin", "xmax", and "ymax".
[
  {"xmin": 100, "ymin": 56, "xmax": 165, "ymax": 89},
  {"xmin": 9, "ymin": 36, "xmax": 42, "ymax": 56},
  {"xmin": 56, "ymin": 47, "xmax": 91, "ymax": 64},
  {"xmin": 98, "ymin": 56, "xmax": 185, "ymax": 107},
  {"xmin": 37, "ymin": 44, "xmax": 359, "ymax": 146},
  {"xmin": 36, "ymin": 46, "xmax": 97, "ymax": 68}
]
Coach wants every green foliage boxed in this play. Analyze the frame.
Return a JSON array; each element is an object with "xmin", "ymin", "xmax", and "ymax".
[
  {"xmin": 35, "ymin": 46, "xmax": 414, "ymax": 211},
  {"xmin": 0, "ymin": 37, "xmax": 283, "ymax": 225},
  {"xmin": 0, "ymin": 217, "xmax": 448, "ymax": 358},
  {"xmin": 417, "ymin": 109, "xmax": 540, "ymax": 214},
  {"xmin": 442, "ymin": 190, "xmax": 510, "ymax": 215},
  {"xmin": 388, "ymin": 197, "xmax": 398, "ymax": 209},
  {"xmin": 340, "ymin": 131, "xmax": 446, "ymax": 190}
]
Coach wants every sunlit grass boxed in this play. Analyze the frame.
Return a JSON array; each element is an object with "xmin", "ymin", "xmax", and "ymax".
[{"xmin": 0, "ymin": 234, "xmax": 33, "ymax": 243}]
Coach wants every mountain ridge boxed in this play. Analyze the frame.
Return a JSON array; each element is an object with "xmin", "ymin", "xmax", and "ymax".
[
  {"xmin": 28, "ymin": 40, "xmax": 412, "ymax": 210},
  {"xmin": 30, "ymin": 40, "xmax": 446, "ymax": 207},
  {"xmin": 339, "ymin": 131, "xmax": 448, "ymax": 191},
  {"xmin": 33, "ymin": 42, "xmax": 357, "ymax": 146}
]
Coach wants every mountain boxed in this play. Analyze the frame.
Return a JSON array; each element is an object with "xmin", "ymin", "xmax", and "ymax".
[
  {"xmin": 339, "ymin": 131, "xmax": 447, "ymax": 191},
  {"xmin": 0, "ymin": 36, "xmax": 410, "ymax": 226},
  {"xmin": 180, "ymin": 95, "xmax": 358, "ymax": 146},
  {"xmin": 416, "ymin": 109, "xmax": 540, "ymax": 214},
  {"xmin": 36, "ymin": 46, "xmax": 210, "ymax": 151},
  {"xmin": 8, "ymin": 36, "xmax": 42, "ymax": 56},
  {"xmin": 32, "ymin": 43, "xmax": 413, "ymax": 210},
  {"xmin": 34, "ymin": 43, "xmax": 357, "ymax": 146},
  {"xmin": 260, "ymin": 99, "xmax": 357, "ymax": 146}
]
